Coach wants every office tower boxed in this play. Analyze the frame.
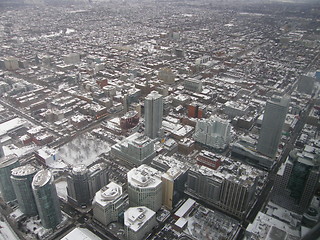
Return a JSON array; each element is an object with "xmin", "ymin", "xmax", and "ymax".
[
  {"xmin": 273, "ymin": 150, "xmax": 320, "ymax": 212},
  {"xmin": 127, "ymin": 165, "xmax": 162, "ymax": 212},
  {"xmin": 257, "ymin": 96, "xmax": 289, "ymax": 158},
  {"xmin": 32, "ymin": 170, "xmax": 62, "ymax": 229},
  {"xmin": 67, "ymin": 165, "xmax": 91, "ymax": 207},
  {"xmin": 186, "ymin": 165, "xmax": 257, "ymax": 219},
  {"xmin": 0, "ymin": 155, "xmax": 20, "ymax": 202},
  {"xmin": 93, "ymin": 182, "xmax": 126, "ymax": 226},
  {"xmin": 11, "ymin": 165, "xmax": 38, "ymax": 216},
  {"xmin": 88, "ymin": 163, "xmax": 108, "ymax": 199},
  {"xmin": 161, "ymin": 167, "xmax": 186, "ymax": 210},
  {"xmin": 111, "ymin": 132, "xmax": 156, "ymax": 166},
  {"xmin": 144, "ymin": 91, "xmax": 163, "ymax": 139},
  {"xmin": 124, "ymin": 206, "xmax": 157, "ymax": 240},
  {"xmin": 193, "ymin": 117, "xmax": 231, "ymax": 151}
]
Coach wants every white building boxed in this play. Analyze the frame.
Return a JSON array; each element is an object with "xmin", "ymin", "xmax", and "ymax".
[
  {"xmin": 193, "ymin": 117, "xmax": 231, "ymax": 151},
  {"xmin": 224, "ymin": 101, "xmax": 249, "ymax": 118},
  {"xmin": 127, "ymin": 165, "xmax": 162, "ymax": 212},
  {"xmin": 124, "ymin": 206, "xmax": 157, "ymax": 240},
  {"xmin": 93, "ymin": 182, "xmax": 126, "ymax": 226},
  {"xmin": 144, "ymin": 91, "xmax": 163, "ymax": 139}
]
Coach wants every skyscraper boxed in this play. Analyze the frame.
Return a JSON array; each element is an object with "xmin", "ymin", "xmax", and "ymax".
[
  {"xmin": 257, "ymin": 96, "xmax": 289, "ymax": 159},
  {"xmin": 193, "ymin": 117, "xmax": 231, "ymax": 151},
  {"xmin": 67, "ymin": 165, "xmax": 91, "ymax": 207},
  {"xmin": 32, "ymin": 169, "xmax": 62, "ymax": 229},
  {"xmin": 93, "ymin": 182, "xmax": 126, "ymax": 226},
  {"xmin": 11, "ymin": 165, "xmax": 38, "ymax": 216},
  {"xmin": 127, "ymin": 165, "xmax": 162, "ymax": 212},
  {"xmin": 144, "ymin": 91, "xmax": 163, "ymax": 139},
  {"xmin": 0, "ymin": 155, "xmax": 20, "ymax": 202},
  {"xmin": 272, "ymin": 150, "xmax": 320, "ymax": 212}
]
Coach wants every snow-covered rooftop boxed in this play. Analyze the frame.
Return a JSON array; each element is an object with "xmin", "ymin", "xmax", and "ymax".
[
  {"xmin": 127, "ymin": 164, "xmax": 162, "ymax": 188},
  {"xmin": 124, "ymin": 206, "xmax": 155, "ymax": 232},
  {"xmin": 94, "ymin": 182, "xmax": 123, "ymax": 207},
  {"xmin": 11, "ymin": 164, "xmax": 37, "ymax": 177},
  {"xmin": 32, "ymin": 169, "xmax": 52, "ymax": 188}
]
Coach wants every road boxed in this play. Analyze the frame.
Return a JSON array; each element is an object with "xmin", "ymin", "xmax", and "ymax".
[{"xmin": 238, "ymin": 97, "xmax": 314, "ymax": 240}]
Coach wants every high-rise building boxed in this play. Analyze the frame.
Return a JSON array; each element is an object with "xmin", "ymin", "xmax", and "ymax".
[
  {"xmin": 272, "ymin": 150, "xmax": 320, "ymax": 213},
  {"xmin": 144, "ymin": 91, "xmax": 163, "ymax": 139},
  {"xmin": 111, "ymin": 133, "xmax": 156, "ymax": 166},
  {"xmin": 124, "ymin": 206, "xmax": 157, "ymax": 240},
  {"xmin": 93, "ymin": 182, "xmax": 126, "ymax": 226},
  {"xmin": 161, "ymin": 167, "xmax": 186, "ymax": 210},
  {"xmin": 0, "ymin": 155, "xmax": 20, "ymax": 202},
  {"xmin": 67, "ymin": 165, "xmax": 91, "ymax": 207},
  {"xmin": 67, "ymin": 164, "xmax": 108, "ymax": 207},
  {"xmin": 193, "ymin": 117, "xmax": 231, "ymax": 151},
  {"xmin": 127, "ymin": 165, "xmax": 162, "ymax": 212},
  {"xmin": 32, "ymin": 170, "xmax": 62, "ymax": 229},
  {"xmin": 88, "ymin": 163, "xmax": 108, "ymax": 200},
  {"xmin": 186, "ymin": 165, "xmax": 258, "ymax": 219},
  {"xmin": 257, "ymin": 96, "xmax": 289, "ymax": 158},
  {"xmin": 11, "ymin": 165, "xmax": 38, "ymax": 216}
]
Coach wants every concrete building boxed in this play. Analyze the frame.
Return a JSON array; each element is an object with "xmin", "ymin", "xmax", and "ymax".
[
  {"xmin": 231, "ymin": 135, "xmax": 274, "ymax": 170},
  {"xmin": 127, "ymin": 165, "xmax": 162, "ymax": 212},
  {"xmin": 0, "ymin": 155, "xmax": 20, "ymax": 202},
  {"xmin": 184, "ymin": 78, "xmax": 202, "ymax": 93},
  {"xmin": 193, "ymin": 117, "xmax": 231, "ymax": 151},
  {"xmin": 144, "ymin": 91, "xmax": 163, "ymax": 139},
  {"xmin": 11, "ymin": 165, "xmax": 38, "ymax": 216},
  {"xmin": 88, "ymin": 163, "xmax": 109, "ymax": 200},
  {"xmin": 4, "ymin": 57, "xmax": 19, "ymax": 70},
  {"xmin": 111, "ymin": 132, "xmax": 156, "ymax": 166},
  {"xmin": 224, "ymin": 101, "xmax": 249, "ymax": 118},
  {"xmin": 124, "ymin": 206, "xmax": 157, "ymax": 240},
  {"xmin": 32, "ymin": 170, "xmax": 62, "ymax": 229},
  {"xmin": 257, "ymin": 96, "xmax": 289, "ymax": 159},
  {"xmin": 67, "ymin": 165, "xmax": 91, "ymax": 207},
  {"xmin": 158, "ymin": 67, "xmax": 175, "ymax": 84},
  {"xmin": 186, "ymin": 165, "xmax": 257, "ymax": 219},
  {"xmin": 93, "ymin": 182, "xmax": 126, "ymax": 226}
]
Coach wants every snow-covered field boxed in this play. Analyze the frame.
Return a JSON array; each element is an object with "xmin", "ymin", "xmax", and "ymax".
[{"xmin": 58, "ymin": 133, "xmax": 111, "ymax": 167}]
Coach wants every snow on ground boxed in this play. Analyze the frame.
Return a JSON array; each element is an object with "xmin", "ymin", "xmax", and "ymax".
[
  {"xmin": 58, "ymin": 133, "xmax": 111, "ymax": 167},
  {"xmin": 55, "ymin": 180, "xmax": 68, "ymax": 201},
  {"xmin": 47, "ymin": 159, "xmax": 68, "ymax": 169},
  {"xmin": 0, "ymin": 216, "xmax": 19, "ymax": 240}
]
